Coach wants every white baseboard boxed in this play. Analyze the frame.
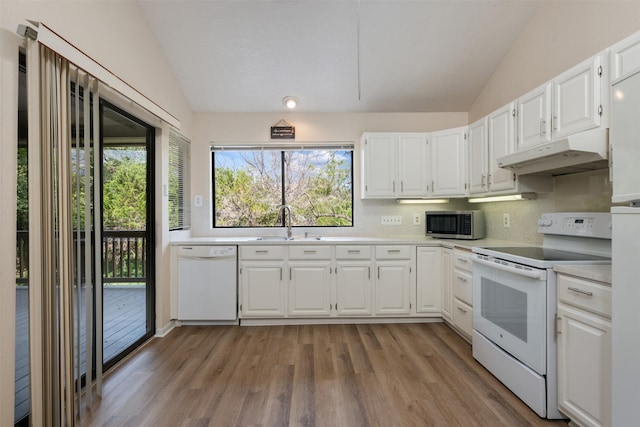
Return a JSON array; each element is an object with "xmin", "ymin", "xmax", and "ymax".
[{"xmin": 155, "ymin": 320, "xmax": 176, "ymax": 337}]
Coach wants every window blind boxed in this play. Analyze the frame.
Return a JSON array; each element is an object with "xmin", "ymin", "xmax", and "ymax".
[{"xmin": 169, "ymin": 131, "xmax": 190, "ymax": 230}]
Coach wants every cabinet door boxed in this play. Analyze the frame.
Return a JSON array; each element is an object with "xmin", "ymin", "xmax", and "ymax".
[
  {"xmin": 553, "ymin": 53, "xmax": 603, "ymax": 139},
  {"xmin": 441, "ymin": 248, "xmax": 453, "ymax": 321},
  {"xmin": 288, "ymin": 261, "xmax": 332, "ymax": 316},
  {"xmin": 362, "ymin": 133, "xmax": 397, "ymax": 198},
  {"xmin": 336, "ymin": 261, "xmax": 373, "ymax": 316},
  {"xmin": 239, "ymin": 262, "xmax": 285, "ymax": 317},
  {"xmin": 398, "ymin": 133, "xmax": 429, "ymax": 197},
  {"xmin": 468, "ymin": 118, "xmax": 488, "ymax": 195},
  {"xmin": 430, "ymin": 127, "xmax": 468, "ymax": 196},
  {"xmin": 557, "ymin": 304, "xmax": 611, "ymax": 427},
  {"xmin": 610, "ymin": 31, "xmax": 640, "ymax": 81},
  {"xmin": 375, "ymin": 261, "xmax": 411, "ymax": 315},
  {"xmin": 518, "ymin": 83, "xmax": 552, "ymax": 150},
  {"xmin": 416, "ymin": 247, "xmax": 442, "ymax": 314},
  {"xmin": 488, "ymin": 103, "xmax": 516, "ymax": 192}
]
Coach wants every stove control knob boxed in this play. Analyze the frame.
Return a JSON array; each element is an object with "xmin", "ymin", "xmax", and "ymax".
[{"xmin": 538, "ymin": 218, "xmax": 552, "ymax": 227}]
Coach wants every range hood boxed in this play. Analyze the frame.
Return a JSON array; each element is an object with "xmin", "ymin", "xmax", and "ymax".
[{"xmin": 497, "ymin": 128, "xmax": 609, "ymax": 176}]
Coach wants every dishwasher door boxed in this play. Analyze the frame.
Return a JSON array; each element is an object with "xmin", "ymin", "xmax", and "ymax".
[{"xmin": 177, "ymin": 246, "xmax": 237, "ymax": 321}]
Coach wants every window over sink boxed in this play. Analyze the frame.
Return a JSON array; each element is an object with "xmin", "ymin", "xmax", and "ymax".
[{"xmin": 211, "ymin": 144, "xmax": 353, "ymax": 228}]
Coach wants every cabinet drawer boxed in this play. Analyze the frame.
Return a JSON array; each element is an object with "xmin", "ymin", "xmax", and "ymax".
[
  {"xmin": 288, "ymin": 245, "xmax": 332, "ymax": 260},
  {"xmin": 335, "ymin": 245, "xmax": 371, "ymax": 259},
  {"xmin": 558, "ymin": 274, "xmax": 611, "ymax": 318},
  {"xmin": 375, "ymin": 245, "xmax": 411, "ymax": 259},
  {"xmin": 453, "ymin": 270, "xmax": 472, "ymax": 306},
  {"xmin": 240, "ymin": 246, "xmax": 285, "ymax": 260},
  {"xmin": 453, "ymin": 249, "xmax": 472, "ymax": 272},
  {"xmin": 453, "ymin": 298, "xmax": 473, "ymax": 337}
]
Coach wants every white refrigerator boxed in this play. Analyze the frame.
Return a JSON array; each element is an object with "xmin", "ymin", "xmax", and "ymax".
[{"xmin": 611, "ymin": 69, "xmax": 640, "ymax": 426}]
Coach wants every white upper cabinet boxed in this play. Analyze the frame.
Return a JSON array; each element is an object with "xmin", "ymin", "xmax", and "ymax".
[
  {"xmin": 362, "ymin": 133, "xmax": 397, "ymax": 198},
  {"xmin": 468, "ymin": 117, "xmax": 488, "ymax": 194},
  {"xmin": 361, "ymin": 132, "xmax": 428, "ymax": 199},
  {"xmin": 517, "ymin": 83, "xmax": 552, "ymax": 150},
  {"xmin": 610, "ymin": 30, "xmax": 640, "ymax": 82},
  {"xmin": 517, "ymin": 52, "xmax": 606, "ymax": 151},
  {"xmin": 398, "ymin": 134, "xmax": 430, "ymax": 197},
  {"xmin": 430, "ymin": 126, "xmax": 468, "ymax": 196},
  {"xmin": 488, "ymin": 103, "xmax": 516, "ymax": 192},
  {"xmin": 553, "ymin": 53, "xmax": 604, "ymax": 139}
]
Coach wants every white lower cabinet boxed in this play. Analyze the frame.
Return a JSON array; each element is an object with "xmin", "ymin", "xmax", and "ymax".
[
  {"xmin": 375, "ymin": 261, "xmax": 412, "ymax": 315},
  {"xmin": 288, "ymin": 261, "xmax": 332, "ymax": 316},
  {"xmin": 440, "ymin": 248, "xmax": 453, "ymax": 321},
  {"xmin": 416, "ymin": 246, "xmax": 442, "ymax": 314},
  {"xmin": 447, "ymin": 248, "xmax": 474, "ymax": 340},
  {"xmin": 335, "ymin": 261, "xmax": 373, "ymax": 316},
  {"xmin": 374, "ymin": 245, "xmax": 413, "ymax": 315},
  {"xmin": 239, "ymin": 262, "xmax": 286, "ymax": 317},
  {"xmin": 557, "ymin": 273, "xmax": 611, "ymax": 427}
]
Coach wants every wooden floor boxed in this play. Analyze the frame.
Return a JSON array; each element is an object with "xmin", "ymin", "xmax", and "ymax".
[{"xmin": 79, "ymin": 323, "xmax": 569, "ymax": 427}]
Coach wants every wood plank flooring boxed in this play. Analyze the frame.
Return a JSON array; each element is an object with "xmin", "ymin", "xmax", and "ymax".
[{"xmin": 79, "ymin": 323, "xmax": 569, "ymax": 427}]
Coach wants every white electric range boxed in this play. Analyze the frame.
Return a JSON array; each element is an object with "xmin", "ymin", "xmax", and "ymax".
[{"xmin": 471, "ymin": 212, "xmax": 612, "ymax": 419}]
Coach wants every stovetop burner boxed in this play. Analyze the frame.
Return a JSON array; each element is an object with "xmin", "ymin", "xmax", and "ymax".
[{"xmin": 484, "ymin": 246, "xmax": 610, "ymax": 262}]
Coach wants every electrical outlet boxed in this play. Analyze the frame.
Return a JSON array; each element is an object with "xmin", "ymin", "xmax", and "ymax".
[
  {"xmin": 381, "ymin": 215, "xmax": 403, "ymax": 225},
  {"xmin": 194, "ymin": 195, "xmax": 203, "ymax": 207},
  {"xmin": 413, "ymin": 213, "xmax": 421, "ymax": 225},
  {"xmin": 503, "ymin": 213, "xmax": 511, "ymax": 228}
]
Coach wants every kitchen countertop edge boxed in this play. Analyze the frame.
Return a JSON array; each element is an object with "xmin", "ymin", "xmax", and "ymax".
[{"xmin": 554, "ymin": 264, "xmax": 612, "ymax": 284}]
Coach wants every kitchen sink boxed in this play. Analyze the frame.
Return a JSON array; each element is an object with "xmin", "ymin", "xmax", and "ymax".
[{"xmin": 253, "ymin": 235, "xmax": 322, "ymax": 241}]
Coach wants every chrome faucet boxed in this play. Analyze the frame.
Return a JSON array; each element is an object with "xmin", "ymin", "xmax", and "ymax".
[{"xmin": 277, "ymin": 205, "xmax": 293, "ymax": 239}]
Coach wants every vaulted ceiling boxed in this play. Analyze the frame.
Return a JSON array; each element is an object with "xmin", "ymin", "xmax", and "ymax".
[{"xmin": 138, "ymin": 1, "xmax": 541, "ymax": 113}]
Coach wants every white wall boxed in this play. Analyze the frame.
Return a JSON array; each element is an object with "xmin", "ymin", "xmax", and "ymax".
[
  {"xmin": 189, "ymin": 112, "xmax": 469, "ymax": 237},
  {"xmin": 469, "ymin": 1, "xmax": 640, "ymax": 121}
]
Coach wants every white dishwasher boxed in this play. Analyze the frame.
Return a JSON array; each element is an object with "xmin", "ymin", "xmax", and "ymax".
[{"xmin": 177, "ymin": 245, "xmax": 237, "ymax": 322}]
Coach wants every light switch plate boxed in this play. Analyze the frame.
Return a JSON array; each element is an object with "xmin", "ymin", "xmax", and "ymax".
[{"xmin": 503, "ymin": 213, "xmax": 510, "ymax": 228}]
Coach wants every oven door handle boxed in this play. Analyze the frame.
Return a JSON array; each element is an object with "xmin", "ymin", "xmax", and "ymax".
[{"xmin": 473, "ymin": 256, "xmax": 546, "ymax": 280}]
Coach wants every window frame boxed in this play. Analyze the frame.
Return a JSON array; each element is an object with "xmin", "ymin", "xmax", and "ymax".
[{"xmin": 211, "ymin": 143, "xmax": 354, "ymax": 229}]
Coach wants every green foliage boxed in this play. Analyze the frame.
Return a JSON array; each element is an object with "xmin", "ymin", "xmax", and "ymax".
[
  {"xmin": 102, "ymin": 152, "xmax": 147, "ymax": 230},
  {"xmin": 214, "ymin": 149, "xmax": 352, "ymax": 227},
  {"xmin": 16, "ymin": 147, "xmax": 28, "ymax": 230}
]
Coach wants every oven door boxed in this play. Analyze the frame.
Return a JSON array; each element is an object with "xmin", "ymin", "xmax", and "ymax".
[{"xmin": 472, "ymin": 255, "xmax": 548, "ymax": 375}]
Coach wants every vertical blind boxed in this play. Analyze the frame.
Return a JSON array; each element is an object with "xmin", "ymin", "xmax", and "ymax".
[{"xmin": 168, "ymin": 130, "xmax": 190, "ymax": 230}]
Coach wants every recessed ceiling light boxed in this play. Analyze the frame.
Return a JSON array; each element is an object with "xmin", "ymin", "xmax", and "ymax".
[{"xmin": 282, "ymin": 96, "xmax": 299, "ymax": 109}]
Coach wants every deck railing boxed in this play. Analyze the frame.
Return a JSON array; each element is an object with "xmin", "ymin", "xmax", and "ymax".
[{"xmin": 16, "ymin": 230, "xmax": 147, "ymax": 284}]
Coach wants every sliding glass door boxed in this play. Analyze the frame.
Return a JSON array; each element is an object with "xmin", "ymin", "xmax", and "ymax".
[
  {"xmin": 99, "ymin": 101, "xmax": 155, "ymax": 370},
  {"xmin": 14, "ymin": 61, "xmax": 155, "ymax": 424}
]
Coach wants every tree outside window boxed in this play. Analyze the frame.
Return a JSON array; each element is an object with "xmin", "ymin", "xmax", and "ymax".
[{"xmin": 213, "ymin": 148, "xmax": 353, "ymax": 227}]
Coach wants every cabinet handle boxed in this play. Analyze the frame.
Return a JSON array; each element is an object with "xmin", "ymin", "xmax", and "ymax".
[
  {"xmin": 304, "ymin": 250, "xmax": 317, "ymax": 254},
  {"xmin": 368, "ymin": 266, "xmax": 371, "ymax": 280},
  {"xmin": 431, "ymin": 180, "xmax": 435, "ymax": 191},
  {"xmin": 457, "ymin": 276, "xmax": 468, "ymax": 282},
  {"xmin": 280, "ymin": 268, "xmax": 282, "ymax": 281},
  {"xmin": 401, "ymin": 181, "xmax": 404, "ymax": 192},
  {"xmin": 255, "ymin": 250, "xmax": 269, "ymax": 254},
  {"xmin": 540, "ymin": 119, "xmax": 546, "ymax": 136},
  {"xmin": 458, "ymin": 258, "xmax": 468, "ymax": 263},
  {"xmin": 378, "ymin": 266, "xmax": 380, "ymax": 279},
  {"xmin": 393, "ymin": 181, "xmax": 396, "ymax": 192},
  {"xmin": 481, "ymin": 174, "xmax": 485, "ymax": 186},
  {"xmin": 289, "ymin": 267, "xmax": 292, "ymax": 281},
  {"xmin": 456, "ymin": 306, "xmax": 467, "ymax": 314},
  {"xmin": 388, "ymin": 249, "xmax": 401, "ymax": 253},
  {"xmin": 567, "ymin": 287, "xmax": 593, "ymax": 297},
  {"xmin": 347, "ymin": 250, "xmax": 361, "ymax": 254}
]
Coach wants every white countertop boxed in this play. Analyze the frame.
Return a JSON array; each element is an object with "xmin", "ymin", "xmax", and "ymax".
[
  {"xmin": 170, "ymin": 235, "xmax": 521, "ymax": 250},
  {"xmin": 554, "ymin": 264, "xmax": 612, "ymax": 284}
]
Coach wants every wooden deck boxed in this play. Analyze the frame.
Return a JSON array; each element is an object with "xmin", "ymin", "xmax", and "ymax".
[{"xmin": 14, "ymin": 286, "xmax": 146, "ymax": 424}]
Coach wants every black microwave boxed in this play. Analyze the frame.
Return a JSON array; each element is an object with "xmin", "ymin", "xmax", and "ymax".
[{"xmin": 425, "ymin": 210, "xmax": 485, "ymax": 240}]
